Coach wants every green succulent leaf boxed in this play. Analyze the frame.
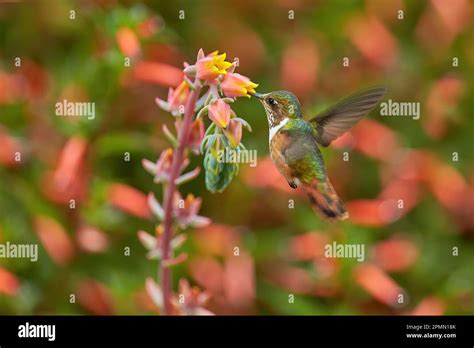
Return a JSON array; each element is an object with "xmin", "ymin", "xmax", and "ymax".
[{"xmin": 203, "ymin": 148, "xmax": 239, "ymax": 193}]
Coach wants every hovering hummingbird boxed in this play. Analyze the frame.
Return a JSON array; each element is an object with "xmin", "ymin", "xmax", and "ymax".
[{"xmin": 251, "ymin": 87, "xmax": 386, "ymax": 221}]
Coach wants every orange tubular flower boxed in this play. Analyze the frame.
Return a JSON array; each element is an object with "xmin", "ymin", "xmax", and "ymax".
[
  {"xmin": 208, "ymin": 99, "xmax": 231, "ymax": 128},
  {"xmin": 196, "ymin": 51, "xmax": 232, "ymax": 81},
  {"xmin": 221, "ymin": 73, "xmax": 258, "ymax": 98}
]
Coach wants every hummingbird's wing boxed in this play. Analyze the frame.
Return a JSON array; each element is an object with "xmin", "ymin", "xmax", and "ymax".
[{"xmin": 309, "ymin": 87, "xmax": 386, "ymax": 147}]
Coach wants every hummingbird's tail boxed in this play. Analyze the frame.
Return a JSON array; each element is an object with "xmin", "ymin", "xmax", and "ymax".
[{"xmin": 305, "ymin": 179, "xmax": 349, "ymax": 221}]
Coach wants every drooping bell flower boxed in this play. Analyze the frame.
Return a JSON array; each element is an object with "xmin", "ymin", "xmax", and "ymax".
[
  {"xmin": 168, "ymin": 80, "xmax": 189, "ymax": 111},
  {"xmin": 223, "ymin": 118, "xmax": 242, "ymax": 147},
  {"xmin": 186, "ymin": 118, "xmax": 205, "ymax": 154},
  {"xmin": 208, "ymin": 99, "xmax": 231, "ymax": 128},
  {"xmin": 156, "ymin": 80, "xmax": 190, "ymax": 116},
  {"xmin": 221, "ymin": 73, "xmax": 258, "ymax": 98},
  {"xmin": 154, "ymin": 148, "xmax": 174, "ymax": 183}
]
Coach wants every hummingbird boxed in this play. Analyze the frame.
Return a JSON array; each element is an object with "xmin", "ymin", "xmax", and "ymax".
[{"xmin": 251, "ymin": 87, "xmax": 386, "ymax": 221}]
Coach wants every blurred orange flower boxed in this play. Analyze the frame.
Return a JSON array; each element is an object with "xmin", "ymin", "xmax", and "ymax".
[
  {"xmin": 350, "ymin": 119, "xmax": 400, "ymax": 161},
  {"xmin": 366, "ymin": 0, "xmax": 405, "ymax": 23},
  {"xmin": 189, "ymin": 257, "xmax": 225, "ymax": 295},
  {"xmin": 242, "ymin": 156, "xmax": 300, "ymax": 194},
  {"xmin": 193, "ymin": 224, "xmax": 240, "ymax": 257},
  {"xmin": 424, "ymin": 156, "xmax": 468, "ymax": 213},
  {"xmin": 290, "ymin": 232, "xmax": 328, "ymax": 261},
  {"xmin": 18, "ymin": 60, "xmax": 50, "ymax": 100},
  {"xmin": 265, "ymin": 264, "xmax": 314, "ymax": 294},
  {"xmin": 34, "ymin": 215, "xmax": 75, "ymax": 265},
  {"xmin": 47, "ymin": 137, "xmax": 88, "ymax": 204},
  {"xmin": 76, "ymin": 226, "xmax": 110, "ymax": 253},
  {"xmin": 0, "ymin": 128, "xmax": 22, "ymax": 167},
  {"xmin": 53, "ymin": 137, "xmax": 87, "ymax": 191},
  {"xmin": 410, "ymin": 296, "xmax": 445, "ymax": 316},
  {"xmin": 0, "ymin": 267, "xmax": 20, "ymax": 296},
  {"xmin": 76, "ymin": 279, "xmax": 115, "ymax": 315},
  {"xmin": 223, "ymin": 252, "xmax": 255, "ymax": 309},
  {"xmin": 424, "ymin": 76, "xmax": 466, "ymax": 139},
  {"xmin": 353, "ymin": 263, "xmax": 405, "ymax": 307},
  {"xmin": 132, "ymin": 61, "xmax": 183, "ymax": 87},
  {"xmin": 379, "ymin": 178, "xmax": 420, "ymax": 217},
  {"xmin": 116, "ymin": 27, "xmax": 141, "ymax": 57},
  {"xmin": 347, "ymin": 14, "xmax": 398, "ymax": 68},
  {"xmin": 107, "ymin": 183, "xmax": 152, "ymax": 219},
  {"xmin": 281, "ymin": 35, "xmax": 319, "ymax": 101},
  {"xmin": 372, "ymin": 237, "xmax": 418, "ymax": 272},
  {"xmin": 416, "ymin": 0, "xmax": 471, "ymax": 49},
  {"xmin": 346, "ymin": 199, "xmax": 399, "ymax": 227},
  {"xmin": 137, "ymin": 16, "xmax": 161, "ymax": 38},
  {"xmin": 0, "ymin": 71, "xmax": 21, "ymax": 103}
]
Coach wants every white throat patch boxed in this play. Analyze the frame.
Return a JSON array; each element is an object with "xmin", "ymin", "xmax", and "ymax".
[{"xmin": 269, "ymin": 117, "xmax": 289, "ymax": 144}]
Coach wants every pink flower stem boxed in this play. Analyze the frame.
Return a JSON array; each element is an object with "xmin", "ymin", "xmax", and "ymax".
[
  {"xmin": 210, "ymin": 84, "xmax": 220, "ymax": 100},
  {"xmin": 160, "ymin": 82, "xmax": 202, "ymax": 315}
]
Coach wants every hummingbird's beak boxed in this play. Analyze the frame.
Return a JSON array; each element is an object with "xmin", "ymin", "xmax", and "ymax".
[{"xmin": 250, "ymin": 92, "xmax": 265, "ymax": 100}]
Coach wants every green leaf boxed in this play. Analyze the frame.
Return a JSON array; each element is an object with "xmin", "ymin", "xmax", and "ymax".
[{"xmin": 203, "ymin": 149, "xmax": 239, "ymax": 193}]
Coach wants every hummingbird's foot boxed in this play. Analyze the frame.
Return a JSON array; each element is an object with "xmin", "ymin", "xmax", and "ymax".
[{"xmin": 288, "ymin": 180, "xmax": 298, "ymax": 189}]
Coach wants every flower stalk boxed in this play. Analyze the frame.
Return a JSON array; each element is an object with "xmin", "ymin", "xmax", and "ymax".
[
  {"xmin": 160, "ymin": 83, "xmax": 201, "ymax": 314},
  {"xmin": 140, "ymin": 49, "xmax": 258, "ymax": 315}
]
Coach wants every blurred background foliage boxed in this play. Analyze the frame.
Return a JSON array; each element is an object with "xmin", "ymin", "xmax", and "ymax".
[{"xmin": 0, "ymin": 0, "xmax": 473, "ymax": 315}]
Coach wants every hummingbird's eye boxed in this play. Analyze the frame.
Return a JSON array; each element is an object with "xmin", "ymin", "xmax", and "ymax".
[{"xmin": 267, "ymin": 97, "xmax": 277, "ymax": 106}]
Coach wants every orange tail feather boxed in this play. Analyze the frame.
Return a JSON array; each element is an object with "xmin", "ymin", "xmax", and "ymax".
[{"xmin": 305, "ymin": 180, "xmax": 349, "ymax": 221}]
